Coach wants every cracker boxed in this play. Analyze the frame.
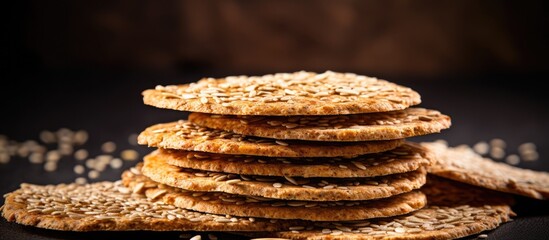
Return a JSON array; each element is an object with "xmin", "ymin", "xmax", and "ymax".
[
  {"xmin": 162, "ymin": 142, "xmax": 432, "ymax": 178},
  {"xmin": 123, "ymin": 168, "xmax": 427, "ymax": 221},
  {"xmin": 422, "ymin": 141, "xmax": 549, "ymax": 200},
  {"xmin": 188, "ymin": 108, "xmax": 450, "ymax": 141},
  {"xmin": 0, "ymin": 181, "xmax": 298, "ymax": 232},
  {"xmin": 142, "ymin": 154, "xmax": 428, "ymax": 201},
  {"xmin": 138, "ymin": 120, "xmax": 403, "ymax": 157},
  {"xmin": 246, "ymin": 176, "xmax": 515, "ymax": 239},
  {"xmin": 143, "ymin": 71, "xmax": 421, "ymax": 116}
]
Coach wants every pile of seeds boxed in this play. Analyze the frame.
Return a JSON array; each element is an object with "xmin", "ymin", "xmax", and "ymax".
[{"xmin": 0, "ymin": 129, "xmax": 140, "ymax": 183}]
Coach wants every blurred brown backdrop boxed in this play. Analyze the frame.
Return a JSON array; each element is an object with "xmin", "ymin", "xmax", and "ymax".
[{"xmin": 8, "ymin": 0, "xmax": 549, "ymax": 78}]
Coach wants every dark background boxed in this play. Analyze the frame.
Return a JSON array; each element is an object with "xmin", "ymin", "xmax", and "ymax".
[{"xmin": 2, "ymin": 1, "xmax": 549, "ymax": 239}]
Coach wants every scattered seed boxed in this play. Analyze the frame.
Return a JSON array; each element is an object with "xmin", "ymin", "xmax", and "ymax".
[
  {"xmin": 121, "ymin": 149, "xmax": 139, "ymax": 161},
  {"xmin": 73, "ymin": 165, "xmax": 85, "ymax": 174},
  {"xmin": 473, "ymin": 141, "xmax": 489, "ymax": 155},
  {"xmin": 0, "ymin": 153, "xmax": 10, "ymax": 164},
  {"xmin": 128, "ymin": 133, "xmax": 139, "ymax": 146},
  {"xmin": 275, "ymin": 140, "xmax": 289, "ymax": 146},
  {"xmin": 74, "ymin": 149, "xmax": 89, "ymax": 161},
  {"xmin": 74, "ymin": 177, "xmax": 87, "ymax": 184},
  {"xmin": 29, "ymin": 153, "xmax": 44, "ymax": 164},
  {"xmin": 505, "ymin": 154, "xmax": 520, "ymax": 165},
  {"xmin": 110, "ymin": 158, "xmax": 123, "ymax": 169},
  {"xmin": 273, "ymin": 183, "xmax": 283, "ymax": 188},
  {"xmin": 44, "ymin": 161, "xmax": 57, "ymax": 172},
  {"xmin": 88, "ymin": 170, "xmax": 100, "ymax": 179},
  {"xmin": 490, "ymin": 147, "xmax": 505, "ymax": 160},
  {"xmin": 101, "ymin": 141, "xmax": 116, "ymax": 153}
]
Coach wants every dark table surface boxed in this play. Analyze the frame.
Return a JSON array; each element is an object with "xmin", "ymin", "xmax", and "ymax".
[{"xmin": 1, "ymin": 70, "xmax": 548, "ymax": 240}]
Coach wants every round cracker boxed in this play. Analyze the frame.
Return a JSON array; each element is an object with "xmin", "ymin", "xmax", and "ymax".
[
  {"xmin": 246, "ymin": 176, "xmax": 515, "ymax": 240},
  {"xmin": 161, "ymin": 142, "xmax": 432, "ymax": 178},
  {"xmin": 143, "ymin": 71, "xmax": 421, "ymax": 116},
  {"xmin": 123, "ymin": 168, "xmax": 427, "ymax": 222},
  {"xmin": 141, "ymin": 155, "xmax": 427, "ymax": 201},
  {"xmin": 188, "ymin": 108, "xmax": 450, "ymax": 141},
  {"xmin": 1, "ymin": 181, "xmax": 297, "ymax": 232},
  {"xmin": 422, "ymin": 141, "xmax": 549, "ymax": 200},
  {"xmin": 138, "ymin": 120, "xmax": 403, "ymax": 157}
]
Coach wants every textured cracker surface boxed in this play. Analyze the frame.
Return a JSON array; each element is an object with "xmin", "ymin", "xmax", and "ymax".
[
  {"xmin": 188, "ymin": 108, "xmax": 450, "ymax": 141},
  {"xmin": 423, "ymin": 141, "xmax": 549, "ymax": 200},
  {"xmin": 142, "ymin": 154, "xmax": 427, "ymax": 201},
  {"xmin": 138, "ymin": 120, "xmax": 403, "ymax": 157},
  {"xmin": 249, "ymin": 176, "xmax": 515, "ymax": 239},
  {"xmin": 123, "ymin": 168, "xmax": 427, "ymax": 221},
  {"xmin": 161, "ymin": 142, "xmax": 433, "ymax": 178},
  {"xmin": 0, "ymin": 182, "xmax": 295, "ymax": 232},
  {"xmin": 143, "ymin": 71, "xmax": 421, "ymax": 116}
]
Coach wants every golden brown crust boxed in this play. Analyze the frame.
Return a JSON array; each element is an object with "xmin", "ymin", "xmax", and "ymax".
[
  {"xmin": 188, "ymin": 108, "xmax": 450, "ymax": 141},
  {"xmin": 138, "ymin": 120, "xmax": 404, "ymax": 157},
  {"xmin": 1, "ymin": 182, "xmax": 295, "ymax": 232},
  {"xmin": 423, "ymin": 141, "xmax": 549, "ymax": 200},
  {"xmin": 142, "ymin": 154, "xmax": 428, "ymax": 201},
  {"xmin": 123, "ymin": 169, "xmax": 427, "ymax": 222},
  {"xmin": 161, "ymin": 142, "xmax": 432, "ymax": 178},
  {"xmin": 143, "ymin": 71, "xmax": 421, "ymax": 116},
  {"xmin": 243, "ymin": 176, "xmax": 515, "ymax": 240}
]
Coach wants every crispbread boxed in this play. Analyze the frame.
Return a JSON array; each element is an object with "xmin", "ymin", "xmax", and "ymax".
[
  {"xmin": 188, "ymin": 108, "xmax": 450, "ymax": 141},
  {"xmin": 142, "ymin": 154, "xmax": 427, "ymax": 201},
  {"xmin": 246, "ymin": 176, "xmax": 515, "ymax": 240},
  {"xmin": 0, "ymin": 181, "xmax": 299, "ymax": 232},
  {"xmin": 138, "ymin": 120, "xmax": 403, "ymax": 157},
  {"xmin": 122, "ymin": 167, "xmax": 427, "ymax": 221},
  {"xmin": 162, "ymin": 142, "xmax": 433, "ymax": 178},
  {"xmin": 143, "ymin": 71, "xmax": 421, "ymax": 116},
  {"xmin": 161, "ymin": 142, "xmax": 432, "ymax": 178},
  {"xmin": 422, "ymin": 141, "xmax": 549, "ymax": 200}
]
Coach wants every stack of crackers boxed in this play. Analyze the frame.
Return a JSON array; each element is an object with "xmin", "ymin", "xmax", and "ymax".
[{"xmin": 2, "ymin": 71, "xmax": 548, "ymax": 239}]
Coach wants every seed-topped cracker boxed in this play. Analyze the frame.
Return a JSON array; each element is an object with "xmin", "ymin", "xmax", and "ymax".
[
  {"xmin": 0, "ymin": 181, "xmax": 300, "ymax": 231},
  {"xmin": 189, "ymin": 108, "xmax": 450, "ymax": 141},
  {"xmin": 244, "ymin": 176, "xmax": 515, "ymax": 239},
  {"xmin": 143, "ymin": 71, "xmax": 421, "ymax": 116},
  {"xmin": 160, "ymin": 142, "xmax": 432, "ymax": 178},
  {"xmin": 423, "ymin": 141, "xmax": 549, "ymax": 200},
  {"xmin": 123, "ymin": 167, "xmax": 427, "ymax": 221},
  {"xmin": 138, "ymin": 120, "xmax": 403, "ymax": 157},
  {"xmin": 141, "ymin": 155, "xmax": 427, "ymax": 201}
]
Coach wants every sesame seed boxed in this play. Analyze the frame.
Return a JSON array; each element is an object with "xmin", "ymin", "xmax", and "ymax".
[
  {"xmin": 490, "ymin": 138, "xmax": 506, "ymax": 149},
  {"xmin": 29, "ymin": 153, "xmax": 44, "ymax": 164},
  {"xmin": 478, "ymin": 234, "xmax": 488, "ymax": 238},
  {"xmin": 39, "ymin": 130, "xmax": 57, "ymax": 144},
  {"xmin": 121, "ymin": 149, "xmax": 139, "ymax": 161},
  {"xmin": 101, "ymin": 141, "xmax": 116, "ymax": 153},
  {"xmin": 74, "ymin": 149, "xmax": 88, "ymax": 161},
  {"xmin": 505, "ymin": 154, "xmax": 520, "ymax": 165},
  {"xmin": 473, "ymin": 141, "xmax": 490, "ymax": 155},
  {"xmin": 225, "ymin": 179, "xmax": 242, "ymax": 184},
  {"xmin": 490, "ymin": 147, "xmax": 505, "ymax": 159},
  {"xmin": 73, "ymin": 165, "xmax": 85, "ymax": 174},
  {"xmin": 109, "ymin": 158, "xmax": 123, "ymax": 169},
  {"xmin": 44, "ymin": 161, "xmax": 57, "ymax": 172},
  {"xmin": 128, "ymin": 133, "xmax": 139, "ymax": 146},
  {"xmin": 275, "ymin": 140, "xmax": 289, "ymax": 146},
  {"xmin": 74, "ymin": 177, "xmax": 87, "ymax": 184},
  {"xmin": 0, "ymin": 153, "xmax": 10, "ymax": 164},
  {"xmin": 88, "ymin": 170, "xmax": 100, "ymax": 179},
  {"xmin": 273, "ymin": 183, "xmax": 283, "ymax": 188},
  {"xmin": 73, "ymin": 130, "xmax": 89, "ymax": 145}
]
